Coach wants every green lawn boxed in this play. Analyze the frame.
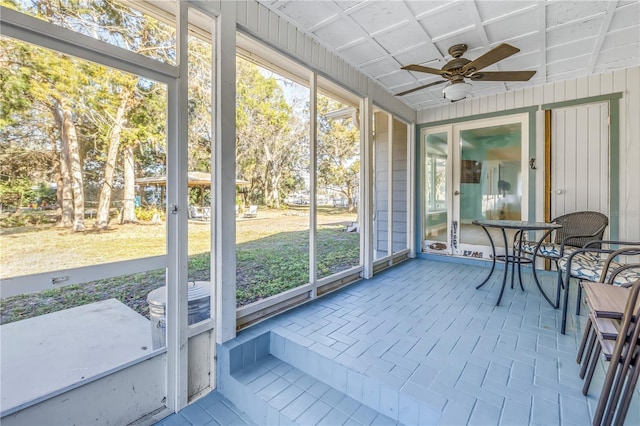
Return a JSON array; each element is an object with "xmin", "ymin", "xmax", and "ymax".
[{"xmin": 0, "ymin": 206, "xmax": 359, "ymax": 324}]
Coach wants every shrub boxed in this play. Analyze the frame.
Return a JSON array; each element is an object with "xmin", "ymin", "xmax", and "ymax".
[{"xmin": 135, "ymin": 207, "xmax": 165, "ymax": 222}]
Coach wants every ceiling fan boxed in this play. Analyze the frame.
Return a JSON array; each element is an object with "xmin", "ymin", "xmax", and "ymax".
[{"xmin": 397, "ymin": 43, "xmax": 536, "ymax": 100}]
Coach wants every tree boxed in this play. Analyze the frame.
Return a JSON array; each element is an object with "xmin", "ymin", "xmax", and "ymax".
[
  {"xmin": 235, "ymin": 59, "xmax": 308, "ymax": 208},
  {"xmin": 316, "ymin": 96, "xmax": 360, "ymax": 212},
  {"xmin": 0, "ymin": 35, "xmax": 87, "ymax": 229}
]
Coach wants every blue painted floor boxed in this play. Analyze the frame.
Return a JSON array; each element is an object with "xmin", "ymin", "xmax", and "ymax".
[{"xmin": 157, "ymin": 258, "xmax": 640, "ymax": 425}]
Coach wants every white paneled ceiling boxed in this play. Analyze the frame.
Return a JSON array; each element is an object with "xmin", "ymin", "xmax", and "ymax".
[{"xmin": 257, "ymin": 0, "xmax": 640, "ymax": 109}]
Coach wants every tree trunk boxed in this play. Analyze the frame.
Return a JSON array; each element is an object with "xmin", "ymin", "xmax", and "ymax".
[
  {"xmin": 52, "ymin": 104, "xmax": 73, "ymax": 228},
  {"xmin": 95, "ymin": 95, "xmax": 128, "ymax": 229},
  {"xmin": 63, "ymin": 105, "xmax": 86, "ymax": 231},
  {"xmin": 121, "ymin": 144, "xmax": 137, "ymax": 223},
  {"xmin": 49, "ymin": 139, "xmax": 63, "ymax": 221}
]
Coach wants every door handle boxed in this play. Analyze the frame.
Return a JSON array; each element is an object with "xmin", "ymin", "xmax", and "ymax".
[
  {"xmin": 555, "ymin": 189, "xmax": 563, "ymax": 194},
  {"xmin": 454, "ymin": 190, "xmax": 461, "ymax": 195}
]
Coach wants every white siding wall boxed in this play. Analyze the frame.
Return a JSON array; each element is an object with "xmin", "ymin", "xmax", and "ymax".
[
  {"xmin": 417, "ymin": 66, "xmax": 640, "ymax": 241},
  {"xmin": 392, "ymin": 119, "xmax": 408, "ymax": 253}
]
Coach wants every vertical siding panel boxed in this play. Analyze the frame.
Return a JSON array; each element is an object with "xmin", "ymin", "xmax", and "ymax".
[
  {"xmin": 597, "ymin": 104, "xmax": 609, "ymax": 214},
  {"xmin": 460, "ymin": 101, "xmax": 473, "ymax": 118},
  {"xmin": 332, "ymin": 55, "xmax": 339, "ymax": 81},
  {"xmin": 257, "ymin": 6, "xmax": 269, "ymax": 38},
  {"xmin": 600, "ymin": 72, "xmax": 613, "ymax": 94},
  {"xmin": 505, "ymin": 91, "xmax": 515, "ymax": 110},
  {"xmin": 479, "ymin": 95, "xmax": 488, "ymax": 113},
  {"xmin": 565, "ymin": 109, "xmax": 578, "ymax": 213},
  {"xmin": 278, "ymin": 19, "xmax": 287, "ymax": 48},
  {"xmin": 496, "ymin": 93, "xmax": 506, "ymax": 111},
  {"xmin": 533, "ymin": 85, "xmax": 544, "ymax": 105},
  {"xmin": 588, "ymin": 74, "xmax": 601, "ymax": 96},
  {"xmin": 523, "ymin": 87, "xmax": 534, "ymax": 107},
  {"xmin": 622, "ymin": 67, "xmax": 640, "ymax": 239},
  {"xmin": 235, "ymin": 0, "xmax": 247, "ymax": 26},
  {"xmin": 612, "ymin": 68, "xmax": 626, "ymax": 92},
  {"xmin": 574, "ymin": 106, "xmax": 589, "ymax": 210},
  {"xmin": 305, "ymin": 38, "xmax": 313, "ymax": 65},
  {"xmin": 576, "ymin": 76, "xmax": 589, "ymax": 98},
  {"xmin": 486, "ymin": 93, "xmax": 497, "ymax": 112},
  {"xmin": 311, "ymin": 42, "xmax": 320, "ymax": 69},
  {"xmin": 471, "ymin": 97, "xmax": 481, "ymax": 115},
  {"xmin": 565, "ymin": 78, "xmax": 577, "ymax": 101},
  {"xmin": 543, "ymin": 82, "xmax": 555, "ymax": 103},
  {"xmin": 245, "ymin": 0, "xmax": 258, "ymax": 32},
  {"xmin": 268, "ymin": 11, "xmax": 279, "ymax": 45},
  {"xmin": 554, "ymin": 81, "xmax": 565, "ymax": 102},
  {"xmin": 513, "ymin": 88, "xmax": 524, "ymax": 108},
  {"xmin": 556, "ymin": 110, "xmax": 568, "ymax": 215},
  {"xmin": 292, "ymin": 28, "xmax": 300, "ymax": 57}
]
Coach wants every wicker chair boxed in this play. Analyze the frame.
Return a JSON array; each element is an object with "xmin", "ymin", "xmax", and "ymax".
[
  {"xmin": 558, "ymin": 243, "xmax": 640, "ymax": 334},
  {"xmin": 515, "ymin": 211, "xmax": 608, "ymax": 307}
]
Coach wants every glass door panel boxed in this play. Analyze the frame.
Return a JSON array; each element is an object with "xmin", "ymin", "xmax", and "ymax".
[
  {"xmin": 421, "ymin": 115, "xmax": 528, "ymax": 259},
  {"xmin": 423, "ymin": 129, "xmax": 451, "ymax": 254},
  {"xmin": 456, "ymin": 120, "xmax": 525, "ymax": 255}
]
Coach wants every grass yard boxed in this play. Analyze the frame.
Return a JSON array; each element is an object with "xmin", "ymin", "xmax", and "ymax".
[{"xmin": 0, "ymin": 206, "xmax": 359, "ymax": 324}]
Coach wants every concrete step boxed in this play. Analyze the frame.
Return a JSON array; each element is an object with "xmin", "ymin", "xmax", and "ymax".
[{"xmin": 230, "ymin": 354, "xmax": 400, "ymax": 425}]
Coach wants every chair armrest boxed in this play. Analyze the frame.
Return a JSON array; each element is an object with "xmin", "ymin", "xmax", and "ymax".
[
  {"xmin": 562, "ymin": 244, "xmax": 637, "ymax": 283},
  {"xmin": 583, "ymin": 240, "xmax": 640, "ymax": 249},
  {"xmin": 608, "ymin": 263, "xmax": 640, "ymax": 286},
  {"xmin": 599, "ymin": 247, "xmax": 640, "ymax": 282}
]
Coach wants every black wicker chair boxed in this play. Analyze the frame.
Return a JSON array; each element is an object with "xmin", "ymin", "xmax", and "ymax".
[{"xmin": 515, "ymin": 211, "xmax": 609, "ymax": 307}]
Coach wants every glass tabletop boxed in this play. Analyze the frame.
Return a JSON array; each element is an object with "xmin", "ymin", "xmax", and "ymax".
[{"xmin": 471, "ymin": 219, "xmax": 562, "ymax": 231}]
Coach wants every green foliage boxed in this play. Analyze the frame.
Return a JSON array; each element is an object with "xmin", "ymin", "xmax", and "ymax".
[
  {"xmin": 134, "ymin": 206, "xmax": 164, "ymax": 222},
  {"xmin": 0, "ymin": 211, "xmax": 58, "ymax": 227},
  {"xmin": 316, "ymin": 95, "xmax": 360, "ymax": 211},
  {"xmin": 235, "ymin": 59, "xmax": 308, "ymax": 208}
]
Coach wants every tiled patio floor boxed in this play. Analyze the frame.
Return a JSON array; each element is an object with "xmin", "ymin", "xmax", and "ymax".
[{"xmin": 157, "ymin": 258, "xmax": 639, "ymax": 425}]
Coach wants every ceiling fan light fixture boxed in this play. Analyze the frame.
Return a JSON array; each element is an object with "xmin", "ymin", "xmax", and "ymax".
[{"xmin": 443, "ymin": 81, "xmax": 472, "ymax": 101}]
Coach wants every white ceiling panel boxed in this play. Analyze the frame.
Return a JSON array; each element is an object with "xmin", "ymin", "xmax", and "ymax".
[
  {"xmin": 257, "ymin": 0, "xmax": 640, "ymax": 109},
  {"xmin": 276, "ymin": 1, "xmax": 339, "ymax": 29},
  {"xmin": 546, "ymin": 55, "xmax": 591, "ymax": 75},
  {"xmin": 417, "ymin": 3, "xmax": 474, "ymax": 40},
  {"xmin": 475, "ymin": 1, "xmax": 538, "ymax": 23},
  {"xmin": 545, "ymin": 1, "xmax": 608, "ymax": 27},
  {"xmin": 596, "ymin": 42, "xmax": 640, "ymax": 69},
  {"xmin": 546, "ymin": 17, "xmax": 604, "ymax": 48},
  {"xmin": 602, "ymin": 27, "xmax": 640, "ymax": 50},
  {"xmin": 483, "ymin": 13, "xmax": 538, "ymax": 43},
  {"xmin": 609, "ymin": 1, "xmax": 640, "ymax": 31},
  {"xmin": 347, "ymin": 1, "xmax": 414, "ymax": 34},
  {"xmin": 312, "ymin": 18, "xmax": 365, "ymax": 49},
  {"xmin": 374, "ymin": 24, "xmax": 427, "ymax": 54},
  {"xmin": 359, "ymin": 56, "xmax": 402, "ymax": 77},
  {"xmin": 337, "ymin": 39, "xmax": 385, "ymax": 65},
  {"xmin": 392, "ymin": 43, "xmax": 442, "ymax": 67},
  {"xmin": 403, "ymin": 1, "xmax": 450, "ymax": 17},
  {"xmin": 547, "ymin": 38, "xmax": 596, "ymax": 63},
  {"xmin": 334, "ymin": 1, "xmax": 364, "ymax": 11}
]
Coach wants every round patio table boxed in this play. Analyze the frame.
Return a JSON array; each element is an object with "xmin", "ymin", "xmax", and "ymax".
[{"xmin": 472, "ymin": 219, "xmax": 562, "ymax": 307}]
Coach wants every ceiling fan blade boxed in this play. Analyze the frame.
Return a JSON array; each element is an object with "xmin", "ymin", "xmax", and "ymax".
[
  {"xmin": 401, "ymin": 64, "xmax": 448, "ymax": 76},
  {"xmin": 396, "ymin": 80, "xmax": 446, "ymax": 96},
  {"xmin": 469, "ymin": 71, "xmax": 536, "ymax": 81},
  {"xmin": 461, "ymin": 43, "xmax": 520, "ymax": 74}
]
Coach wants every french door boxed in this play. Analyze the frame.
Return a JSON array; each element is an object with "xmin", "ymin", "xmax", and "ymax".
[{"xmin": 422, "ymin": 114, "xmax": 529, "ymax": 259}]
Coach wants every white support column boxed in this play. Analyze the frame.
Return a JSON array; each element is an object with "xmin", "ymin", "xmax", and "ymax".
[
  {"xmin": 408, "ymin": 122, "xmax": 416, "ymax": 258},
  {"xmin": 166, "ymin": 1, "xmax": 189, "ymax": 412},
  {"xmin": 309, "ymin": 72, "xmax": 318, "ymax": 296},
  {"xmin": 387, "ymin": 114, "xmax": 394, "ymax": 260},
  {"xmin": 361, "ymin": 97, "xmax": 374, "ymax": 278},
  {"xmin": 214, "ymin": 0, "xmax": 237, "ymax": 344}
]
